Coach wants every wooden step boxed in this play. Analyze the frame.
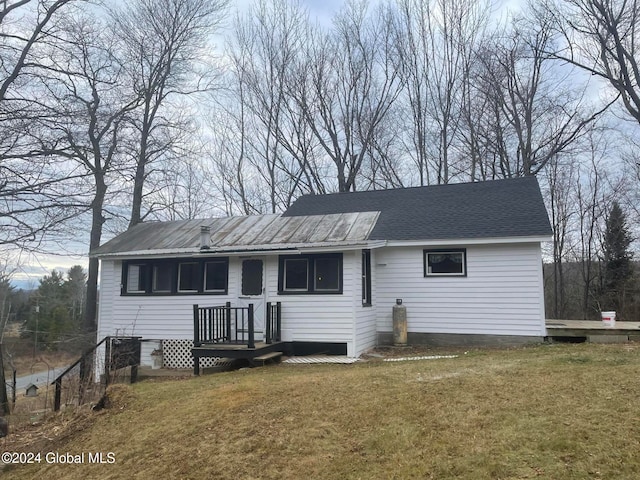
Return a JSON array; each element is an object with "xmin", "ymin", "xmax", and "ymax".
[{"xmin": 252, "ymin": 351, "xmax": 283, "ymax": 365}]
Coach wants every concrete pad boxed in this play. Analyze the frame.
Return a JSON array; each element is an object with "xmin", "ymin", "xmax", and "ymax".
[{"xmin": 588, "ymin": 335, "xmax": 630, "ymax": 344}]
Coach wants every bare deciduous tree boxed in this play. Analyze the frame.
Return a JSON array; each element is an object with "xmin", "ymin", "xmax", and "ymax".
[
  {"xmin": 547, "ymin": 0, "xmax": 640, "ymax": 125},
  {"xmin": 38, "ymin": 12, "xmax": 140, "ymax": 332},
  {"xmin": 111, "ymin": 0, "xmax": 229, "ymax": 228},
  {"xmin": 229, "ymin": 0, "xmax": 313, "ymax": 212},
  {"xmin": 471, "ymin": 11, "xmax": 604, "ymax": 178},
  {"xmin": 544, "ymin": 155, "xmax": 577, "ymax": 318},
  {"xmin": 0, "ymin": 0, "xmax": 78, "ymax": 102},
  {"xmin": 296, "ymin": 1, "xmax": 404, "ymax": 192},
  {"xmin": 395, "ymin": 0, "xmax": 490, "ymax": 185},
  {"xmin": 573, "ymin": 135, "xmax": 608, "ymax": 319},
  {"xmin": 0, "ymin": 0, "xmax": 83, "ymax": 248}
]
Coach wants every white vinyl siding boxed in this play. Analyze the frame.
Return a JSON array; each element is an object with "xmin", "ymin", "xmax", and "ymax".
[
  {"xmin": 98, "ymin": 255, "xmax": 360, "ymax": 357},
  {"xmin": 375, "ymin": 243, "xmax": 546, "ymax": 337},
  {"xmin": 97, "ymin": 260, "xmax": 117, "ymax": 341},
  {"xmin": 266, "ymin": 254, "xmax": 356, "ymax": 356},
  {"xmin": 98, "ymin": 258, "xmax": 238, "ymax": 342},
  {"xmin": 96, "ymin": 241, "xmax": 545, "ymax": 363},
  {"xmin": 354, "ymin": 249, "xmax": 377, "ymax": 356}
]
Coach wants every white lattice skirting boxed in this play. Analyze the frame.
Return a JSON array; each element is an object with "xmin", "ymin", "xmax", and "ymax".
[{"xmin": 162, "ymin": 339, "xmax": 233, "ymax": 369}]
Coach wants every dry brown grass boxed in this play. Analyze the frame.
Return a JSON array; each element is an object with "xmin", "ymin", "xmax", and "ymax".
[{"xmin": 3, "ymin": 343, "xmax": 640, "ymax": 479}]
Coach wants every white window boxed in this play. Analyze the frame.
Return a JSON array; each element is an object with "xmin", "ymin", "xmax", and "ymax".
[{"xmin": 126, "ymin": 264, "xmax": 147, "ymax": 293}]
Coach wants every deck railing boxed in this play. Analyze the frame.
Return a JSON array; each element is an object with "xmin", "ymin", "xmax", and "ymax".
[
  {"xmin": 193, "ymin": 302, "xmax": 283, "ymax": 349},
  {"xmin": 193, "ymin": 302, "xmax": 255, "ymax": 349},
  {"xmin": 265, "ymin": 301, "xmax": 282, "ymax": 344}
]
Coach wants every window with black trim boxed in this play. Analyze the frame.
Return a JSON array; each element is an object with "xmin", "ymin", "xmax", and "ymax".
[
  {"xmin": 126, "ymin": 264, "xmax": 148, "ymax": 293},
  {"xmin": 278, "ymin": 253, "xmax": 342, "ymax": 294},
  {"xmin": 204, "ymin": 260, "xmax": 228, "ymax": 292},
  {"xmin": 362, "ymin": 249, "xmax": 372, "ymax": 306},
  {"xmin": 122, "ymin": 258, "xmax": 229, "ymax": 295},
  {"xmin": 283, "ymin": 258, "xmax": 308, "ymax": 291},
  {"xmin": 152, "ymin": 263, "xmax": 173, "ymax": 292},
  {"xmin": 178, "ymin": 262, "xmax": 199, "ymax": 293},
  {"xmin": 424, "ymin": 249, "xmax": 466, "ymax": 277},
  {"xmin": 314, "ymin": 257, "xmax": 340, "ymax": 291}
]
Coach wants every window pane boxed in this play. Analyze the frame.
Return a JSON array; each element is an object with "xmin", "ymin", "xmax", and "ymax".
[
  {"xmin": 153, "ymin": 264, "xmax": 172, "ymax": 292},
  {"xmin": 428, "ymin": 252, "xmax": 464, "ymax": 275},
  {"xmin": 284, "ymin": 259, "xmax": 308, "ymax": 290},
  {"xmin": 204, "ymin": 261, "xmax": 227, "ymax": 292},
  {"xmin": 178, "ymin": 263, "xmax": 199, "ymax": 292},
  {"xmin": 127, "ymin": 264, "xmax": 145, "ymax": 293},
  {"xmin": 315, "ymin": 257, "xmax": 340, "ymax": 291},
  {"xmin": 242, "ymin": 259, "xmax": 263, "ymax": 295},
  {"xmin": 362, "ymin": 250, "xmax": 371, "ymax": 305}
]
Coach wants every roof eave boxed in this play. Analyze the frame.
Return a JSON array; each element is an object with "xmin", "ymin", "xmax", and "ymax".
[
  {"xmin": 384, "ymin": 235, "xmax": 553, "ymax": 247},
  {"xmin": 92, "ymin": 240, "xmax": 386, "ymax": 260}
]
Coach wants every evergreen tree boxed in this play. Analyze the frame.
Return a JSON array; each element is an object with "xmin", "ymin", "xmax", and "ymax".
[
  {"xmin": 65, "ymin": 266, "xmax": 87, "ymax": 327},
  {"xmin": 601, "ymin": 202, "xmax": 634, "ymax": 317},
  {"xmin": 0, "ymin": 274, "xmax": 14, "ymax": 325},
  {"xmin": 23, "ymin": 266, "xmax": 87, "ymax": 351}
]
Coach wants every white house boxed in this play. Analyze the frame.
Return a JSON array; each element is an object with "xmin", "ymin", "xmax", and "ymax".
[{"xmin": 92, "ymin": 176, "xmax": 552, "ymax": 368}]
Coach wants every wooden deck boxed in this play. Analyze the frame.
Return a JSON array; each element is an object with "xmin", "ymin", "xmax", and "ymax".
[
  {"xmin": 192, "ymin": 302, "xmax": 284, "ymax": 374},
  {"xmin": 192, "ymin": 341, "xmax": 287, "ymax": 374},
  {"xmin": 546, "ymin": 320, "xmax": 640, "ymax": 339}
]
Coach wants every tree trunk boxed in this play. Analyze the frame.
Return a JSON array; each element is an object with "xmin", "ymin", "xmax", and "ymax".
[
  {"xmin": 128, "ymin": 100, "xmax": 153, "ymax": 228},
  {"xmin": 129, "ymin": 160, "xmax": 145, "ymax": 228},
  {"xmin": 84, "ymin": 176, "xmax": 107, "ymax": 336},
  {"xmin": 0, "ymin": 343, "xmax": 9, "ymax": 415}
]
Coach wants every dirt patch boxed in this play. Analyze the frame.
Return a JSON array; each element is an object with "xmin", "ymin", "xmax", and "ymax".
[
  {"xmin": 362, "ymin": 344, "xmax": 472, "ymax": 359},
  {"xmin": 93, "ymin": 384, "xmax": 135, "ymax": 412}
]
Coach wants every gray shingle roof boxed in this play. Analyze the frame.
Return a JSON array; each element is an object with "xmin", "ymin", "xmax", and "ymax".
[{"xmin": 283, "ymin": 177, "xmax": 552, "ymax": 241}]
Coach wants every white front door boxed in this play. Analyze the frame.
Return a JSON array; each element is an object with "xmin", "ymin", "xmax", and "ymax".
[{"xmin": 237, "ymin": 257, "xmax": 266, "ymax": 343}]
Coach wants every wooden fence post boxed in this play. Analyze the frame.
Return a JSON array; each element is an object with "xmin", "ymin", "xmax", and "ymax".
[
  {"xmin": 225, "ymin": 302, "xmax": 232, "ymax": 342},
  {"xmin": 276, "ymin": 302, "xmax": 282, "ymax": 342},
  {"xmin": 248, "ymin": 304, "xmax": 255, "ymax": 349},
  {"xmin": 266, "ymin": 302, "xmax": 272, "ymax": 344},
  {"xmin": 193, "ymin": 304, "xmax": 200, "ymax": 347},
  {"xmin": 54, "ymin": 378, "xmax": 62, "ymax": 412},
  {"xmin": 0, "ymin": 343, "xmax": 9, "ymax": 415}
]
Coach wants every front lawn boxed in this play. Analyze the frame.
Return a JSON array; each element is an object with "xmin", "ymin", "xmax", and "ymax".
[{"xmin": 3, "ymin": 343, "xmax": 640, "ymax": 479}]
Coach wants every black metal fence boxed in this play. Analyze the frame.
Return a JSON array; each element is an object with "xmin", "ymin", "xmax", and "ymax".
[
  {"xmin": 266, "ymin": 302, "xmax": 282, "ymax": 344},
  {"xmin": 52, "ymin": 336, "xmax": 141, "ymax": 411},
  {"xmin": 193, "ymin": 302, "xmax": 282, "ymax": 348},
  {"xmin": 193, "ymin": 302, "xmax": 255, "ymax": 348}
]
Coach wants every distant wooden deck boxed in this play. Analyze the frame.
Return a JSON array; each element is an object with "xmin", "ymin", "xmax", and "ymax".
[
  {"xmin": 192, "ymin": 341, "xmax": 285, "ymax": 357},
  {"xmin": 546, "ymin": 320, "xmax": 640, "ymax": 339}
]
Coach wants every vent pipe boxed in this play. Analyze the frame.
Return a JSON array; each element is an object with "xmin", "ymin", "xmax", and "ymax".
[{"xmin": 200, "ymin": 225, "xmax": 211, "ymax": 250}]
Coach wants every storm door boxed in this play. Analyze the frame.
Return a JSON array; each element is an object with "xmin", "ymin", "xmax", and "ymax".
[{"xmin": 238, "ymin": 258, "xmax": 265, "ymax": 342}]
